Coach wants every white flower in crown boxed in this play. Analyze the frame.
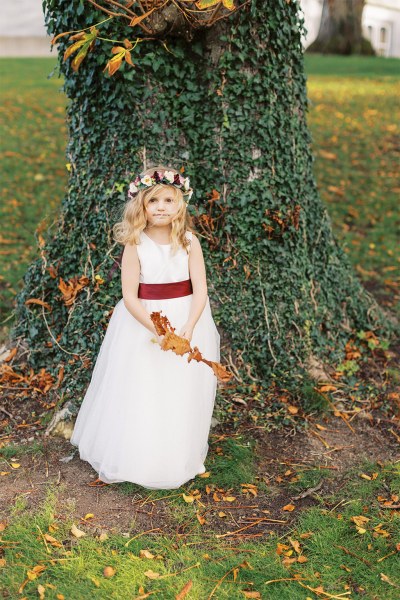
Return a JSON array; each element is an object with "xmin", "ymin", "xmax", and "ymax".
[
  {"xmin": 141, "ymin": 175, "xmax": 154, "ymax": 186},
  {"xmin": 129, "ymin": 182, "xmax": 138, "ymax": 194},
  {"xmin": 163, "ymin": 171, "xmax": 175, "ymax": 183},
  {"xmin": 183, "ymin": 177, "xmax": 190, "ymax": 191}
]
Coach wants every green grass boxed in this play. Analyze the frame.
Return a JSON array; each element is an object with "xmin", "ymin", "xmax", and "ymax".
[
  {"xmin": 0, "ymin": 439, "xmax": 45, "ymax": 460},
  {"xmin": 0, "ymin": 58, "xmax": 67, "ymax": 328},
  {"xmin": 2, "ymin": 460, "xmax": 398, "ymax": 599},
  {"xmin": 303, "ymin": 53, "xmax": 400, "ymax": 77}
]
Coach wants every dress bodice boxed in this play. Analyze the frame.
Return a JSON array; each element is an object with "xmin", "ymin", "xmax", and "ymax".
[{"xmin": 137, "ymin": 230, "xmax": 192, "ymax": 284}]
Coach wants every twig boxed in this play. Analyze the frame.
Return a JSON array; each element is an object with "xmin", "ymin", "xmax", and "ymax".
[
  {"xmin": 292, "ymin": 480, "xmax": 323, "ymax": 500},
  {"xmin": 215, "ymin": 517, "xmax": 285, "ymax": 538},
  {"xmin": 335, "ymin": 545, "xmax": 372, "ymax": 566},
  {"xmin": 124, "ymin": 528, "xmax": 162, "ymax": 546},
  {"xmin": 207, "ymin": 560, "xmax": 249, "ymax": 600},
  {"xmin": 256, "ymin": 257, "xmax": 278, "ymax": 365}
]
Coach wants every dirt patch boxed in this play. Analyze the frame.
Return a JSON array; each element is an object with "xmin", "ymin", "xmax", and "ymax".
[{"xmin": 1, "ymin": 414, "xmax": 398, "ymax": 541}]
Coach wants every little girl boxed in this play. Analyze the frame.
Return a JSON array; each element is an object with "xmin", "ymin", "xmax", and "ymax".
[{"xmin": 70, "ymin": 165, "xmax": 221, "ymax": 489}]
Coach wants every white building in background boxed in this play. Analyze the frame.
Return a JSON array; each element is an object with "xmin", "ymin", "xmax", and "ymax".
[
  {"xmin": 0, "ymin": 0, "xmax": 399, "ymax": 58},
  {"xmin": 300, "ymin": 0, "xmax": 400, "ymax": 58}
]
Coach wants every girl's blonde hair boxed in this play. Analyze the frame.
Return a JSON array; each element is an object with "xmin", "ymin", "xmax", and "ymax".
[{"xmin": 112, "ymin": 165, "xmax": 194, "ymax": 255}]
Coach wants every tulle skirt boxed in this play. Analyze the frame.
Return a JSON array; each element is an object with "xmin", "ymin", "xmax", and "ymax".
[{"xmin": 70, "ymin": 295, "xmax": 220, "ymax": 489}]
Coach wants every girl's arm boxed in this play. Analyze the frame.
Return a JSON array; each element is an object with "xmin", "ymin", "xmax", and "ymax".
[
  {"xmin": 121, "ymin": 242, "xmax": 158, "ymax": 336},
  {"xmin": 181, "ymin": 234, "xmax": 208, "ymax": 335}
]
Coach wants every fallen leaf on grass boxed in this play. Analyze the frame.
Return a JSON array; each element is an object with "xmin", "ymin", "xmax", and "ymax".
[
  {"xmin": 196, "ymin": 511, "xmax": 206, "ymax": 525},
  {"xmin": 297, "ymin": 555, "xmax": 308, "ymax": 563},
  {"xmin": 144, "ymin": 569, "xmax": 160, "ymax": 579},
  {"xmin": 289, "ymin": 538, "xmax": 301, "ymax": 553},
  {"xmin": 37, "ymin": 584, "xmax": 45, "ymax": 599},
  {"xmin": 380, "ymin": 573, "xmax": 400, "ymax": 588},
  {"xmin": 139, "ymin": 549, "xmax": 155, "ymax": 559},
  {"xmin": 70, "ymin": 524, "xmax": 86, "ymax": 538},
  {"xmin": 176, "ymin": 579, "xmax": 193, "ymax": 599},
  {"xmin": 103, "ymin": 566, "xmax": 116, "ymax": 578},
  {"xmin": 43, "ymin": 534, "xmax": 63, "ymax": 548},
  {"xmin": 351, "ymin": 515, "xmax": 370, "ymax": 534},
  {"xmin": 18, "ymin": 564, "xmax": 46, "ymax": 593},
  {"xmin": 282, "ymin": 503, "xmax": 296, "ymax": 512},
  {"xmin": 241, "ymin": 483, "xmax": 258, "ymax": 496}
]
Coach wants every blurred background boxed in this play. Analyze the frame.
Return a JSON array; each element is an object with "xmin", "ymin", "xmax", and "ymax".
[{"xmin": 0, "ymin": 0, "xmax": 399, "ymax": 340}]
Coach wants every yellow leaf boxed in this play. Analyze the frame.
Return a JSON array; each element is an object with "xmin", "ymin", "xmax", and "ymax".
[
  {"xmin": 70, "ymin": 523, "xmax": 86, "ymax": 538},
  {"xmin": 10, "ymin": 462, "xmax": 20, "ymax": 469},
  {"xmin": 83, "ymin": 513, "xmax": 94, "ymax": 520},
  {"xmin": 144, "ymin": 569, "xmax": 160, "ymax": 579},
  {"xmin": 351, "ymin": 515, "xmax": 370, "ymax": 528},
  {"xmin": 44, "ymin": 534, "xmax": 63, "ymax": 548},
  {"xmin": 139, "ymin": 549, "xmax": 155, "ymax": 559},
  {"xmin": 182, "ymin": 493, "xmax": 195, "ymax": 503},
  {"xmin": 282, "ymin": 503, "xmax": 296, "ymax": 512},
  {"xmin": 37, "ymin": 584, "xmax": 46, "ymax": 599},
  {"xmin": 289, "ymin": 538, "xmax": 301, "ymax": 553}
]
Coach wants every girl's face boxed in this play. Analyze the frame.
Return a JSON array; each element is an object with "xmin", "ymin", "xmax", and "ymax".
[{"xmin": 145, "ymin": 187, "xmax": 181, "ymax": 228}]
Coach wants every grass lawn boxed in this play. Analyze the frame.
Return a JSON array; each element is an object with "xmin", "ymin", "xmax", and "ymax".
[
  {"xmin": 1, "ymin": 431, "xmax": 399, "ymax": 599},
  {"xmin": 1, "ymin": 54, "xmax": 400, "ymax": 599}
]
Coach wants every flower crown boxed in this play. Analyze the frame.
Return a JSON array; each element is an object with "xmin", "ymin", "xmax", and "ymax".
[{"xmin": 128, "ymin": 170, "xmax": 193, "ymax": 204}]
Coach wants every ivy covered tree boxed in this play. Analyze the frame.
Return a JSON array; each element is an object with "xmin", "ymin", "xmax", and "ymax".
[{"xmin": 9, "ymin": 0, "xmax": 395, "ymax": 421}]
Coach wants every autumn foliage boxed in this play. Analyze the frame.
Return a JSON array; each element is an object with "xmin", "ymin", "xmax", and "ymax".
[{"xmin": 150, "ymin": 311, "xmax": 232, "ymax": 382}]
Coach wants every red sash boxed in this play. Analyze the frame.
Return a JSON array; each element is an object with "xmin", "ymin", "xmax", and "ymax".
[{"xmin": 138, "ymin": 278, "xmax": 193, "ymax": 300}]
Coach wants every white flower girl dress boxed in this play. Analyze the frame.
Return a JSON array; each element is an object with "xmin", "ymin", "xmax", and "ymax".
[{"xmin": 70, "ymin": 230, "xmax": 221, "ymax": 489}]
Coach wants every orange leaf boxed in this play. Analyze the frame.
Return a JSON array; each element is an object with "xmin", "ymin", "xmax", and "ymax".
[
  {"xmin": 129, "ymin": 8, "xmax": 156, "ymax": 27},
  {"xmin": 25, "ymin": 298, "xmax": 52, "ymax": 311}
]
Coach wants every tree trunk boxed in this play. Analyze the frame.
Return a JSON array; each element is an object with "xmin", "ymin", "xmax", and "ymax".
[
  {"xmin": 10, "ymin": 0, "xmax": 394, "ymax": 417},
  {"xmin": 307, "ymin": 0, "xmax": 375, "ymax": 55}
]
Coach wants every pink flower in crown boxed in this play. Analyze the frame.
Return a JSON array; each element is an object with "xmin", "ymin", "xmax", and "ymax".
[
  {"xmin": 163, "ymin": 171, "xmax": 175, "ymax": 183},
  {"xmin": 128, "ymin": 182, "xmax": 138, "ymax": 196}
]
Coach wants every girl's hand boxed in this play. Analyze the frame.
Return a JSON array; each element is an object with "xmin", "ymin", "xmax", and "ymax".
[{"xmin": 178, "ymin": 322, "xmax": 194, "ymax": 342}]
